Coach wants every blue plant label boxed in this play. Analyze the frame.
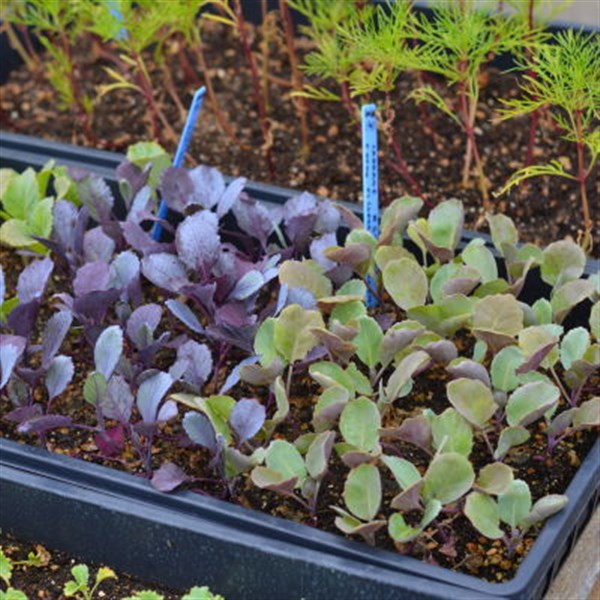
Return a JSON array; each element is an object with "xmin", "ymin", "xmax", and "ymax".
[
  {"xmin": 152, "ymin": 86, "xmax": 207, "ymax": 241},
  {"xmin": 362, "ymin": 103, "xmax": 379, "ymax": 239},
  {"xmin": 362, "ymin": 103, "xmax": 379, "ymax": 307}
]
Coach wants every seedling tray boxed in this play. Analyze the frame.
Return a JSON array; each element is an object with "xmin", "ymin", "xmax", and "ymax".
[{"xmin": 1, "ymin": 133, "xmax": 599, "ymax": 599}]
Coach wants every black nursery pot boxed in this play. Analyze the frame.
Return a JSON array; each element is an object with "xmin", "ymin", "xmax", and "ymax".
[{"xmin": 0, "ymin": 133, "xmax": 599, "ymax": 600}]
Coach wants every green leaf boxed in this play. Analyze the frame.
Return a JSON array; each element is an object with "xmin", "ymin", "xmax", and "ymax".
[
  {"xmin": 462, "ymin": 238, "xmax": 498, "ymax": 283},
  {"xmin": 95, "ymin": 566, "xmax": 116, "ymax": 584},
  {"xmin": 541, "ymin": 240, "xmax": 586, "ymax": 287},
  {"xmin": 126, "ymin": 141, "xmax": 171, "ymax": 188},
  {"xmin": 63, "ymin": 581, "xmax": 83, "ymax": 597},
  {"xmin": 573, "ymin": 397, "xmax": 600, "ymax": 427},
  {"xmin": 0, "ymin": 549, "xmax": 12, "ymax": 585},
  {"xmin": 122, "ymin": 592, "xmax": 165, "ymax": 600},
  {"xmin": 279, "ymin": 260, "xmax": 333, "ymax": 299},
  {"xmin": 532, "ymin": 298, "xmax": 553, "ymax": 325},
  {"xmin": 486, "ymin": 213, "xmax": 518, "ymax": 256},
  {"xmin": 521, "ymin": 495, "xmax": 568, "ymax": 530},
  {"xmin": 265, "ymin": 440, "xmax": 307, "ymax": 485},
  {"xmin": 472, "ymin": 294, "xmax": 523, "ymax": 351},
  {"xmin": 339, "ymin": 398, "xmax": 381, "ymax": 453},
  {"xmin": 28, "ymin": 197, "xmax": 53, "ymax": 239},
  {"xmin": 491, "ymin": 346, "xmax": 525, "ymax": 392},
  {"xmin": 254, "ymin": 318, "xmax": 277, "ymax": 366},
  {"xmin": 506, "ymin": 381, "xmax": 560, "ymax": 427},
  {"xmin": 518, "ymin": 325, "xmax": 561, "ymax": 370},
  {"xmin": 498, "ymin": 480, "xmax": 532, "ymax": 529},
  {"xmin": 385, "ymin": 350, "xmax": 430, "ymax": 403},
  {"xmin": 344, "ymin": 463, "xmax": 381, "ymax": 521},
  {"xmin": 465, "ymin": 492, "xmax": 503, "ymax": 539},
  {"xmin": 388, "ymin": 513, "xmax": 422, "ymax": 543},
  {"xmin": 494, "ymin": 426, "xmax": 530, "ymax": 460},
  {"xmin": 379, "ymin": 196, "xmax": 423, "ymax": 244},
  {"xmin": 309, "ymin": 362, "xmax": 356, "ymax": 394},
  {"xmin": 381, "ymin": 456, "xmax": 422, "ymax": 490},
  {"xmin": 83, "ymin": 372, "xmax": 107, "ymax": 405},
  {"xmin": 476, "ymin": 463, "xmax": 514, "ymax": 495},
  {"xmin": 354, "ymin": 316, "xmax": 383, "ymax": 369},
  {"xmin": 182, "ymin": 587, "xmax": 225, "ymax": 600},
  {"xmin": 551, "ymin": 280, "xmax": 595, "ymax": 323},
  {"xmin": 330, "ymin": 299, "xmax": 367, "ymax": 324},
  {"xmin": 306, "ymin": 430, "xmax": 336, "ymax": 479},
  {"xmin": 560, "ymin": 327, "xmax": 590, "ymax": 370},
  {"xmin": 0, "ymin": 588, "xmax": 29, "ymax": 600},
  {"xmin": 1, "ymin": 168, "xmax": 39, "ymax": 220},
  {"xmin": 408, "ymin": 294, "xmax": 473, "ymax": 337},
  {"xmin": 423, "ymin": 452, "xmax": 475, "ymax": 504},
  {"xmin": 428, "ymin": 199, "xmax": 463, "ymax": 250},
  {"xmin": 0, "ymin": 219, "xmax": 38, "ymax": 248},
  {"xmin": 446, "ymin": 378, "xmax": 498, "ymax": 429},
  {"xmin": 383, "ymin": 258, "xmax": 428, "ymax": 310},
  {"xmin": 71, "ymin": 564, "xmax": 89, "ymax": 586},
  {"xmin": 273, "ymin": 305, "xmax": 324, "ymax": 363},
  {"xmin": 430, "ymin": 408, "xmax": 473, "ymax": 456},
  {"xmin": 590, "ymin": 302, "xmax": 600, "ymax": 341}
]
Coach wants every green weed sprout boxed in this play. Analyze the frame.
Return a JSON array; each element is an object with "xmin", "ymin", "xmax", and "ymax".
[
  {"xmin": 496, "ymin": 30, "xmax": 600, "ymax": 253},
  {"xmin": 7, "ymin": 0, "xmax": 95, "ymax": 142},
  {"xmin": 63, "ymin": 564, "xmax": 116, "ymax": 600},
  {"xmin": 409, "ymin": 1, "xmax": 529, "ymax": 208}
]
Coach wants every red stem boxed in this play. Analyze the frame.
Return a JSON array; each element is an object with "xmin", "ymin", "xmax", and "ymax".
[{"xmin": 233, "ymin": 0, "xmax": 275, "ymax": 178}]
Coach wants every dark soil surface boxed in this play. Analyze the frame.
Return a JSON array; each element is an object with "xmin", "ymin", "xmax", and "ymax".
[
  {"xmin": 0, "ymin": 531, "xmax": 183, "ymax": 599},
  {"xmin": 1, "ymin": 20, "xmax": 598, "ymax": 252}
]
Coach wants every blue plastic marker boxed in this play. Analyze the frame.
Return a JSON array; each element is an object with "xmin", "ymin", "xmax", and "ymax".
[
  {"xmin": 106, "ymin": 1, "xmax": 127, "ymax": 40},
  {"xmin": 361, "ymin": 103, "xmax": 379, "ymax": 307},
  {"xmin": 152, "ymin": 86, "xmax": 207, "ymax": 241}
]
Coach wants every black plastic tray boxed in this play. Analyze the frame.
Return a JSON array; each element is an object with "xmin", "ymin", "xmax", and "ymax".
[
  {"xmin": 1, "ymin": 437, "xmax": 598, "ymax": 600},
  {"xmin": 1, "ymin": 133, "xmax": 599, "ymax": 600}
]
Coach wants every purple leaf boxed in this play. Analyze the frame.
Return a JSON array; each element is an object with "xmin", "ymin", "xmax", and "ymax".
[
  {"xmin": 0, "ymin": 335, "xmax": 27, "ymax": 388},
  {"xmin": 94, "ymin": 325, "xmax": 123, "ymax": 379},
  {"xmin": 188, "ymin": 165, "xmax": 226, "ymax": 209},
  {"xmin": 232, "ymin": 195, "xmax": 274, "ymax": 247},
  {"xmin": 229, "ymin": 270, "xmax": 265, "ymax": 301},
  {"xmin": 41, "ymin": 311, "xmax": 73, "ymax": 368},
  {"xmin": 7, "ymin": 300, "xmax": 40, "ymax": 338},
  {"xmin": 45, "ymin": 355, "xmax": 74, "ymax": 401},
  {"xmin": 73, "ymin": 261, "xmax": 110, "ymax": 297},
  {"xmin": 310, "ymin": 233, "xmax": 338, "ymax": 271},
  {"xmin": 0, "ymin": 265, "xmax": 5, "ymax": 302},
  {"xmin": 126, "ymin": 304, "xmax": 162, "ymax": 349},
  {"xmin": 176, "ymin": 211, "xmax": 220, "ymax": 273},
  {"xmin": 315, "ymin": 200, "xmax": 340, "ymax": 234},
  {"xmin": 229, "ymin": 398, "xmax": 266, "ymax": 443},
  {"xmin": 127, "ymin": 186, "xmax": 152, "ymax": 224},
  {"xmin": 117, "ymin": 160, "xmax": 150, "ymax": 205},
  {"xmin": 157, "ymin": 399, "xmax": 178, "ymax": 423},
  {"xmin": 141, "ymin": 253, "xmax": 188, "ymax": 292},
  {"xmin": 17, "ymin": 257, "xmax": 53, "ymax": 303},
  {"xmin": 516, "ymin": 342, "xmax": 558, "ymax": 375},
  {"xmin": 217, "ymin": 177, "xmax": 246, "ymax": 218},
  {"xmin": 52, "ymin": 199, "xmax": 79, "ymax": 251},
  {"xmin": 109, "ymin": 251, "xmax": 140, "ymax": 290},
  {"xmin": 136, "ymin": 371, "xmax": 173, "ymax": 423},
  {"xmin": 95, "ymin": 425, "xmax": 125, "ymax": 457},
  {"xmin": 73, "ymin": 289, "xmax": 121, "ymax": 324},
  {"xmin": 121, "ymin": 220, "xmax": 166, "ymax": 256},
  {"xmin": 17, "ymin": 414, "xmax": 72, "ymax": 435},
  {"xmin": 177, "ymin": 340, "xmax": 213, "ymax": 392},
  {"xmin": 151, "ymin": 462, "xmax": 189, "ymax": 492},
  {"xmin": 160, "ymin": 167, "xmax": 194, "ymax": 213},
  {"xmin": 83, "ymin": 226, "xmax": 116, "ymax": 263},
  {"xmin": 76, "ymin": 173, "xmax": 114, "ymax": 223},
  {"xmin": 100, "ymin": 375, "xmax": 134, "ymax": 422},
  {"xmin": 215, "ymin": 302, "xmax": 254, "ymax": 328},
  {"xmin": 220, "ymin": 356, "xmax": 260, "ymax": 394},
  {"xmin": 4, "ymin": 405, "xmax": 42, "ymax": 424},
  {"xmin": 183, "ymin": 411, "xmax": 217, "ymax": 452},
  {"xmin": 165, "ymin": 299, "xmax": 204, "ymax": 334},
  {"xmin": 287, "ymin": 287, "xmax": 317, "ymax": 310},
  {"xmin": 447, "ymin": 359, "xmax": 491, "ymax": 387}
]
